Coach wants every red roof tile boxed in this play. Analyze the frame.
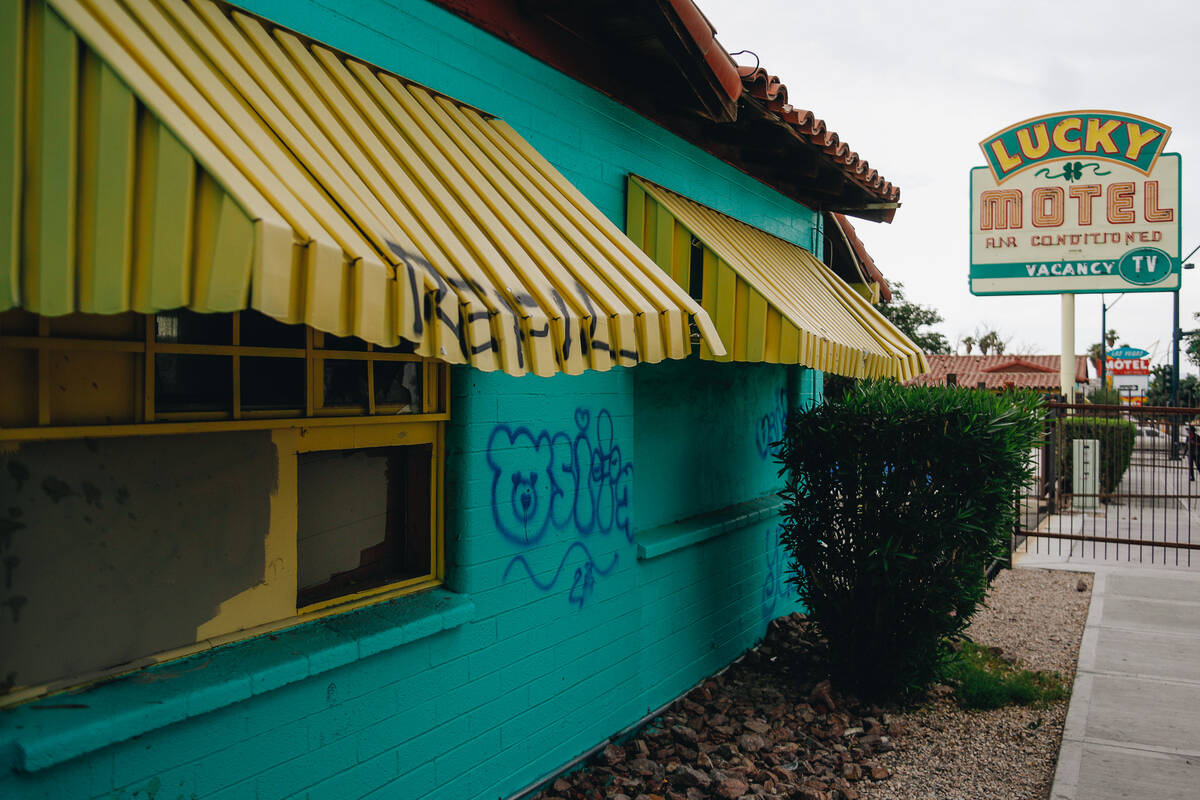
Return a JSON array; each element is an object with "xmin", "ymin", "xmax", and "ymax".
[
  {"xmin": 739, "ymin": 67, "xmax": 900, "ymax": 207},
  {"xmin": 664, "ymin": 0, "xmax": 744, "ymax": 104},
  {"xmin": 904, "ymin": 354, "xmax": 1090, "ymax": 390}
]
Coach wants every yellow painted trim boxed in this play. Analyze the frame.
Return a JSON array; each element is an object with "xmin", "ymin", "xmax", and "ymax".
[
  {"xmin": 294, "ymin": 419, "xmax": 437, "ymax": 453},
  {"xmin": 0, "ymin": 0, "xmax": 22, "ymax": 312},
  {"xmin": 35, "ymin": 316, "xmax": 49, "ymax": 424},
  {"xmin": 195, "ymin": 427, "xmax": 298, "ymax": 640},
  {"xmin": 296, "ymin": 575, "xmax": 440, "ymax": 616},
  {"xmin": 289, "ymin": 421, "xmax": 444, "ymax": 613},
  {"xmin": 1, "ymin": 309, "xmax": 447, "ymax": 438}
]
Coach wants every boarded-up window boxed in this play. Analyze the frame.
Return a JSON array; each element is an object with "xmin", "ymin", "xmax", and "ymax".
[{"xmin": 296, "ymin": 445, "xmax": 432, "ymax": 607}]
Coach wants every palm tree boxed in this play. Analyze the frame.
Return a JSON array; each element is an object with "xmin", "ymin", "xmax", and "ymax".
[
  {"xmin": 961, "ymin": 336, "xmax": 976, "ymax": 355},
  {"xmin": 978, "ymin": 330, "xmax": 1005, "ymax": 356}
]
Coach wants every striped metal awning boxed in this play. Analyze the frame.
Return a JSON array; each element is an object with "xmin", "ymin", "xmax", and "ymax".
[
  {"xmin": 628, "ymin": 176, "xmax": 928, "ymax": 380},
  {"xmin": 1, "ymin": 0, "xmax": 723, "ymax": 376}
]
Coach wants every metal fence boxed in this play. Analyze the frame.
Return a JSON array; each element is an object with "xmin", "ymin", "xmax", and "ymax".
[{"xmin": 1013, "ymin": 402, "xmax": 1200, "ymax": 567}]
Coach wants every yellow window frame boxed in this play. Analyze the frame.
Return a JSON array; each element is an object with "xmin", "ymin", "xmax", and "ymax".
[
  {"xmin": 0, "ymin": 311, "xmax": 450, "ymax": 706},
  {"xmin": 287, "ymin": 419, "xmax": 445, "ymax": 616},
  {"xmin": 0, "ymin": 308, "xmax": 451, "ymax": 441}
]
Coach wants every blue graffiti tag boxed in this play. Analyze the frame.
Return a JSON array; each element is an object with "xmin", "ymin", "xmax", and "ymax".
[
  {"xmin": 488, "ymin": 408, "xmax": 633, "ymax": 607},
  {"xmin": 487, "ymin": 426, "xmax": 558, "ymax": 546},
  {"xmin": 755, "ymin": 387, "xmax": 787, "ymax": 461},
  {"xmin": 502, "ymin": 542, "xmax": 619, "ymax": 610},
  {"xmin": 761, "ymin": 525, "xmax": 792, "ymax": 621}
]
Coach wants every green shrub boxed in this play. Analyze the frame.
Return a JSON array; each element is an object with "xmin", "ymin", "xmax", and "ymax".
[
  {"xmin": 777, "ymin": 381, "xmax": 1043, "ymax": 699},
  {"xmin": 943, "ymin": 642, "xmax": 1068, "ymax": 709},
  {"xmin": 1058, "ymin": 416, "xmax": 1136, "ymax": 496}
]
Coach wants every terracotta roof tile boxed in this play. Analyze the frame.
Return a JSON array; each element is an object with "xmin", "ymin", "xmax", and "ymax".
[
  {"xmin": 665, "ymin": 0, "xmax": 744, "ymax": 103},
  {"xmin": 739, "ymin": 66, "xmax": 899, "ymax": 204},
  {"xmin": 904, "ymin": 354, "xmax": 1090, "ymax": 389}
]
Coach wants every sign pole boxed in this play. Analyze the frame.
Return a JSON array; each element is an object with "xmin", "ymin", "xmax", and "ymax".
[
  {"xmin": 1100, "ymin": 297, "xmax": 1107, "ymax": 391},
  {"xmin": 1061, "ymin": 293, "xmax": 1075, "ymax": 401},
  {"xmin": 1173, "ymin": 286, "xmax": 1181, "ymax": 408}
]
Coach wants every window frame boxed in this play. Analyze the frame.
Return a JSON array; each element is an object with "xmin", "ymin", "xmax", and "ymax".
[
  {"xmin": 0, "ymin": 310, "xmax": 451, "ymax": 441},
  {"xmin": 290, "ymin": 421, "xmax": 445, "ymax": 616},
  {"xmin": 0, "ymin": 310, "xmax": 449, "ymax": 704}
]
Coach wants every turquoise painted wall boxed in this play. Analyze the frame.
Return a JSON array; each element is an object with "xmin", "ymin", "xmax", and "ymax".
[
  {"xmin": 0, "ymin": 367, "xmax": 806, "ymax": 800},
  {"xmin": 0, "ymin": 1, "xmax": 826, "ymax": 798},
  {"xmin": 633, "ymin": 359, "xmax": 788, "ymax": 529}
]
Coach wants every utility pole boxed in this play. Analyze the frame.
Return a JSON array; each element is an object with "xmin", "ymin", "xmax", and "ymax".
[
  {"xmin": 1099, "ymin": 295, "xmax": 1124, "ymax": 400},
  {"xmin": 1170, "ymin": 262, "xmax": 1195, "ymax": 460},
  {"xmin": 1101, "ymin": 298, "xmax": 1107, "ymax": 393},
  {"xmin": 1173, "ymin": 263, "xmax": 1197, "ymax": 409}
]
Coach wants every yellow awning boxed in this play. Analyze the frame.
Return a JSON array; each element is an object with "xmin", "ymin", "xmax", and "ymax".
[
  {"xmin": 627, "ymin": 176, "xmax": 928, "ymax": 381},
  {"xmin": 1, "ymin": 0, "xmax": 724, "ymax": 376}
]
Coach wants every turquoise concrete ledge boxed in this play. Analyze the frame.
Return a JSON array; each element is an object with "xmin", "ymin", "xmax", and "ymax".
[
  {"xmin": 1, "ymin": 588, "xmax": 474, "ymax": 773},
  {"xmin": 635, "ymin": 494, "xmax": 784, "ymax": 560}
]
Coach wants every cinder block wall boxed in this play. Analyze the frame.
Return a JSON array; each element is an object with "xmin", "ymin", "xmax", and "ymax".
[
  {"xmin": 441, "ymin": 359, "xmax": 806, "ymax": 799},
  {"xmin": 0, "ymin": 1, "xmax": 826, "ymax": 797}
]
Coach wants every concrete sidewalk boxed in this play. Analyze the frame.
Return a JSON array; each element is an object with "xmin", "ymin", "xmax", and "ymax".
[{"xmin": 1049, "ymin": 565, "xmax": 1200, "ymax": 799}]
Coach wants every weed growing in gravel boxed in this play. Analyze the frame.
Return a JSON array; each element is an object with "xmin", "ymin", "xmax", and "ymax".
[{"xmin": 944, "ymin": 642, "xmax": 1068, "ymax": 710}]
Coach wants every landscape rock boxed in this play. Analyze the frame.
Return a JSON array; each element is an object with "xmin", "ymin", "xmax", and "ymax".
[
  {"xmin": 629, "ymin": 757, "xmax": 657, "ymax": 776},
  {"xmin": 530, "ymin": 614, "xmax": 906, "ymax": 800},
  {"xmin": 737, "ymin": 733, "xmax": 768, "ymax": 753},
  {"xmin": 714, "ymin": 776, "xmax": 749, "ymax": 798},
  {"xmin": 743, "ymin": 718, "xmax": 771, "ymax": 735},
  {"xmin": 809, "ymin": 679, "xmax": 836, "ymax": 712},
  {"xmin": 600, "ymin": 744, "xmax": 626, "ymax": 765},
  {"xmin": 673, "ymin": 765, "xmax": 712, "ymax": 789}
]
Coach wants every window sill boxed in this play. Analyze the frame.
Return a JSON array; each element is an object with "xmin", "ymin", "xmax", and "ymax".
[
  {"xmin": 1, "ymin": 588, "xmax": 474, "ymax": 773},
  {"xmin": 636, "ymin": 493, "xmax": 784, "ymax": 560}
]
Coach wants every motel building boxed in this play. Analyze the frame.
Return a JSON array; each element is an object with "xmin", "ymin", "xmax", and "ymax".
[{"xmin": 0, "ymin": 2, "xmax": 926, "ymax": 798}]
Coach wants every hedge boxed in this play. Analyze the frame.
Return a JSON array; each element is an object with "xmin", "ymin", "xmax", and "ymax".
[{"xmin": 777, "ymin": 381, "xmax": 1044, "ymax": 698}]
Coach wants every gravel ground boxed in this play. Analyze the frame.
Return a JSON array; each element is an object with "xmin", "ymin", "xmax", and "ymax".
[
  {"xmin": 856, "ymin": 568, "xmax": 1093, "ymax": 800},
  {"xmin": 532, "ymin": 567, "xmax": 1093, "ymax": 800}
]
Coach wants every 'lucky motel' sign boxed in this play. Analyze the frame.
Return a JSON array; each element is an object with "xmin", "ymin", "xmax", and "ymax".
[{"xmin": 970, "ymin": 111, "xmax": 1181, "ymax": 296}]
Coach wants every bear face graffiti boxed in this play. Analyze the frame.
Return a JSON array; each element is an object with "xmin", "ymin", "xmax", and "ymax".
[
  {"xmin": 510, "ymin": 470, "xmax": 542, "ymax": 528},
  {"xmin": 487, "ymin": 428, "xmax": 556, "ymax": 546}
]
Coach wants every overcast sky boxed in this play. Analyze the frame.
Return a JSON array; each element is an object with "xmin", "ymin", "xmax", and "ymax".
[{"xmin": 699, "ymin": 0, "xmax": 1200, "ymax": 375}]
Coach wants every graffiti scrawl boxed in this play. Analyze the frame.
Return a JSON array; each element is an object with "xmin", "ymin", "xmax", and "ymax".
[
  {"xmin": 487, "ymin": 408, "xmax": 633, "ymax": 607},
  {"xmin": 755, "ymin": 387, "xmax": 787, "ymax": 461},
  {"xmin": 761, "ymin": 525, "xmax": 793, "ymax": 621},
  {"xmin": 502, "ymin": 542, "xmax": 618, "ymax": 610}
]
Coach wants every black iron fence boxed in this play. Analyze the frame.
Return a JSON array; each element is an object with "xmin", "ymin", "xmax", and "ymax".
[{"xmin": 1013, "ymin": 402, "xmax": 1200, "ymax": 566}]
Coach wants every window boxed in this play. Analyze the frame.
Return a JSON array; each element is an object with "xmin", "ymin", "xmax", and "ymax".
[
  {"xmin": 296, "ymin": 444, "xmax": 434, "ymax": 609},
  {"xmin": 0, "ymin": 308, "xmax": 446, "ymax": 431},
  {"xmin": 0, "ymin": 309, "xmax": 447, "ymax": 701}
]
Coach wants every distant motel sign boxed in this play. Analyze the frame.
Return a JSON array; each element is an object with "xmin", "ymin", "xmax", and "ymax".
[
  {"xmin": 1104, "ymin": 345, "xmax": 1152, "ymax": 376},
  {"xmin": 970, "ymin": 111, "xmax": 1181, "ymax": 295},
  {"xmin": 1106, "ymin": 345, "xmax": 1151, "ymax": 375}
]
